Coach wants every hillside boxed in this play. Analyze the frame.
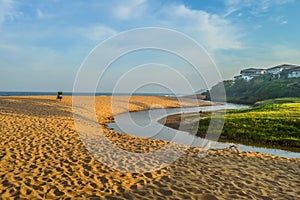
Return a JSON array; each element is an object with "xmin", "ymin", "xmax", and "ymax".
[{"xmin": 205, "ymin": 76, "xmax": 300, "ymax": 104}]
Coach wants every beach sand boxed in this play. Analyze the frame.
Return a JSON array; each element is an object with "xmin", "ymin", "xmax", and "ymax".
[{"xmin": 0, "ymin": 96, "xmax": 299, "ymax": 199}]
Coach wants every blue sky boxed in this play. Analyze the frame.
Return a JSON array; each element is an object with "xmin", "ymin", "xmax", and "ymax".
[{"xmin": 0, "ymin": 0, "xmax": 299, "ymax": 92}]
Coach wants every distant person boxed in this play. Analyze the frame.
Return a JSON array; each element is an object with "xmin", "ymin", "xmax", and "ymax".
[{"xmin": 57, "ymin": 91, "xmax": 63, "ymax": 101}]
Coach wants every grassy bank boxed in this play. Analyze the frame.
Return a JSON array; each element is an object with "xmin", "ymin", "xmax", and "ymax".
[{"xmin": 164, "ymin": 98, "xmax": 300, "ymax": 150}]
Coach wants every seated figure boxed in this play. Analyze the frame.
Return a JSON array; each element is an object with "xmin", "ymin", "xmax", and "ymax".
[{"xmin": 57, "ymin": 91, "xmax": 63, "ymax": 101}]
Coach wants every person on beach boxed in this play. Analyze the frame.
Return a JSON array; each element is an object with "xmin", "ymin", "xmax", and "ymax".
[{"xmin": 57, "ymin": 92, "xmax": 63, "ymax": 101}]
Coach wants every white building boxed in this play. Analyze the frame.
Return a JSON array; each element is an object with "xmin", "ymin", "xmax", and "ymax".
[
  {"xmin": 234, "ymin": 64, "xmax": 300, "ymax": 81},
  {"xmin": 287, "ymin": 67, "xmax": 300, "ymax": 78},
  {"xmin": 234, "ymin": 68, "xmax": 266, "ymax": 81},
  {"xmin": 266, "ymin": 64, "xmax": 299, "ymax": 78}
]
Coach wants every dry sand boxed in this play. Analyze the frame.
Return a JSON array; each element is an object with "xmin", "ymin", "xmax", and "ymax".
[{"xmin": 0, "ymin": 96, "xmax": 299, "ymax": 199}]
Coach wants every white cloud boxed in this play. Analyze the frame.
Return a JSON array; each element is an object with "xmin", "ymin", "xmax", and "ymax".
[
  {"xmin": 36, "ymin": 8, "xmax": 44, "ymax": 18},
  {"xmin": 223, "ymin": 8, "xmax": 238, "ymax": 18},
  {"xmin": 83, "ymin": 25, "xmax": 117, "ymax": 42},
  {"xmin": 108, "ymin": 1, "xmax": 244, "ymax": 51},
  {"xmin": 272, "ymin": 16, "xmax": 289, "ymax": 25},
  {"xmin": 273, "ymin": 0, "xmax": 294, "ymax": 5},
  {"xmin": 112, "ymin": 0, "xmax": 147, "ymax": 20},
  {"xmin": 223, "ymin": 0, "xmax": 294, "ymax": 17},
  {"xmin": 160, "ymin": 4, "xmax": 242, "ymax": 51},
  {"xmin": 0, "ymin": 0, "xmax": 14, "ymax": 23}
]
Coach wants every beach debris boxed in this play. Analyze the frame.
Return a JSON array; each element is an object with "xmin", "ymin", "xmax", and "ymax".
[{"xmin": 226, "ymin": 144, "xmax": 239, "ymax": 152}]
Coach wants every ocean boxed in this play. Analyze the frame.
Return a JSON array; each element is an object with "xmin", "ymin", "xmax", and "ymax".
[{"xmin": 0, "ymin": 91, "xmax": 180, "ymax": 97}]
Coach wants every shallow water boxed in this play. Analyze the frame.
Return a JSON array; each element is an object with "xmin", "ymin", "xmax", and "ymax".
[{"xmin": 106, "ymin": 103, "xmax": 300, "ymax": 158}]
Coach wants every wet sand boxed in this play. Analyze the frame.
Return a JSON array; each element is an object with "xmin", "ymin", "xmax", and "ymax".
[{"xmin": 0, "ymin": 96, "xmax": 299, "ymax": 199}]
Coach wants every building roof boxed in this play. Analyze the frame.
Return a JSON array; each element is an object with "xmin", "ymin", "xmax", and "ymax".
[
  {"xmin": 272, "ymin": 64, "xmax": 299, "ymax": 70},
  {"xmin": 285, "ymin": 66, "xmax": 300, "ymax": 72},
  {"xmin": 266, "ymin": 66, "xmax": 282, "ymax": 71},
  {"xmin": 240, "ymin": 68, "xmax": 266, "ymax": 74},
  {"xmin": 241, "ymin": 68, "xmax": 265, "ymax": 73},
  {"xmin": 241, "ymin": 68, "xmax": 265, "ymax": 71},
  {"xmin": 234, "ymin": 75, "xmax": 242, "ymax": 79}
]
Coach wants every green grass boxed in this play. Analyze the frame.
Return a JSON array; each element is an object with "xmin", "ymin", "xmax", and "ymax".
[{"xmin": 196, "ymin": 98, "xmax": 300, "ymax": 149}]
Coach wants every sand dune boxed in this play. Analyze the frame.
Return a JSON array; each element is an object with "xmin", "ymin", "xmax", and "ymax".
[{"xmin": 0, "ymin": 96, "xmax": 299, "ymax": 199}]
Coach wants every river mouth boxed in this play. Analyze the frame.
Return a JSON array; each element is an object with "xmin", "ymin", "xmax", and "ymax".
[{"xmin": 106, "ymin": 103, "xmax": 300, "ymax": 158}]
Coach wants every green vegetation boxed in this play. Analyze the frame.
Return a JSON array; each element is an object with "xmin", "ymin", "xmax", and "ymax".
[
  {"xmin": 195, "ymin": 98, "xmax": 300, "ymax": 150},
  {"xmin": 196, "ymin": 74, "xmax": 300, "ymax": 150},
  {"xmin": 205, "ymin": 76, "xmax": 300, "ymax": 104}
]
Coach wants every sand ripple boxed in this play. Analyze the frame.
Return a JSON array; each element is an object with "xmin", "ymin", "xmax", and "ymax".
[{"xmin": 0, "ymin": 96, "xmax": 299, "ymax": 199}]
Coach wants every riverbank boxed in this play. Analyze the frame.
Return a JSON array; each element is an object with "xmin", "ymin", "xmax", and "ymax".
[
  {"xmin": 0, "ymin": 96, "xmax": 299, "ymax": 199},
  {"xmin": 163, "ymin": 98, "xmax": 300, "ymax": 152}
]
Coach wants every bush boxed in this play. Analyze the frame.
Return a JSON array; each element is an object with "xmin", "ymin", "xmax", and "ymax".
[{"xmin": 207, "ymin": 77, "xmax": 300, "ymax": 104}]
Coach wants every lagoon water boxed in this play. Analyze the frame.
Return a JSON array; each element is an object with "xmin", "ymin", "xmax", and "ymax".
[{"xmin": 107, "ymin": 103, "xmax": 300, "ymax": 159}]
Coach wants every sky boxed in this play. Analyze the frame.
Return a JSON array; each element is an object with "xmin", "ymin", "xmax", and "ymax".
[{"xmin": 0, "ymin": 0, "xmax": 300, "ymax": 92}]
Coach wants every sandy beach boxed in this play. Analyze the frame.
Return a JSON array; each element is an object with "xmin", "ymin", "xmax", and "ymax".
[{"xmin": 0, "ymin": 96, "xmax": 299, "ymax": 199}]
